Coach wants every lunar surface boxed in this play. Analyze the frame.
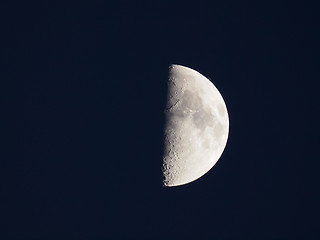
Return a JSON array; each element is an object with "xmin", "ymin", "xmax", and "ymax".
[{"xmin": 162, "ymin": 64, "xmax": 229, "ymax": 187}]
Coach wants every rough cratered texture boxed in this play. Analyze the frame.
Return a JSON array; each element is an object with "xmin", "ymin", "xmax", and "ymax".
[{"xmin": 162, "ymin": 64, "xmax": 229, "ymax": 187}]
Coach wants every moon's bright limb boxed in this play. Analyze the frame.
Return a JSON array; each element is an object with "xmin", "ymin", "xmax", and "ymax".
[{"xmin": 162, "ymin": 64, "xmax": 229, "ymax": 187}]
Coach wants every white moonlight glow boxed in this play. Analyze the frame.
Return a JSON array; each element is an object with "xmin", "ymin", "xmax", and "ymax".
[{"xmin": 162, "ymin": 64, "xmax": 229, "ymax": 187}]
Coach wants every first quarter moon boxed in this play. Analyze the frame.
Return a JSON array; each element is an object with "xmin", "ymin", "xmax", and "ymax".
[{"xmin": 162, "ymin": 64, "xmax": 229, "ymax": 187}]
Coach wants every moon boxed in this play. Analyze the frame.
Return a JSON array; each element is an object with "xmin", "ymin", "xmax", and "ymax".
[{"xmin": 162, "ymin": 64, "xmax": 229, "ymax": 187}]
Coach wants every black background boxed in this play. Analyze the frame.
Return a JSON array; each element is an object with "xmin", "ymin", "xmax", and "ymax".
[{"xmin": 2, "ymin": 1, "xmax": 320, "ymax": 239}]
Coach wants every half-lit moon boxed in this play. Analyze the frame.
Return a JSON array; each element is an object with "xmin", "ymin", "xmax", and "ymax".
[{"xmin": 162, "ymin": 64, "xmax": 229, "ymax": 187}]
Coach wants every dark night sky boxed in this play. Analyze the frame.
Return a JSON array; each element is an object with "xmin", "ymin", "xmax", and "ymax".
[{"xmin": 2, "ymin": 1, "xmax": 320, "ymax": 239}]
